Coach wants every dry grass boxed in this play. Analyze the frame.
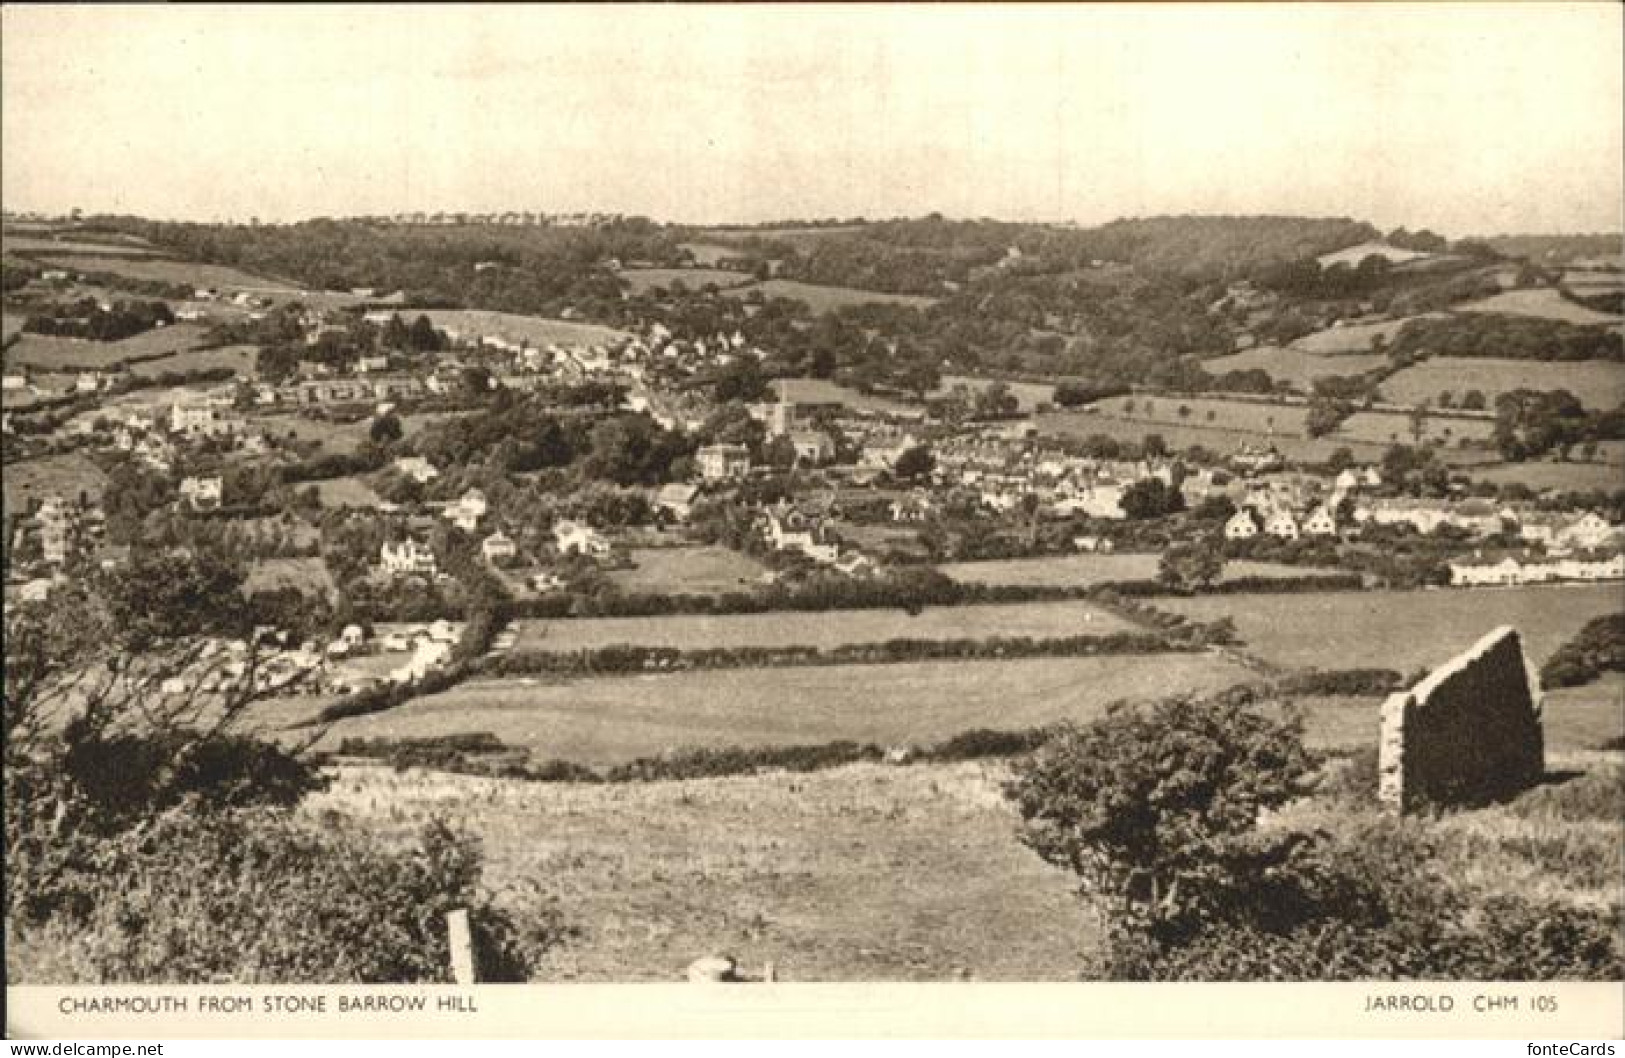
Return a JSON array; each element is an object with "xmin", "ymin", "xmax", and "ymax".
[
  {"xmin": 1381, "ymin": 357, "xmax": 1625, "ymax": 411},
  {"xmin": 1158, "ymin": 583, "xmax": 1625, "ymax": 672},
  {"xmin": 301, "ymin": 759, "xmax": 1102, "ymax": 981},
  {"xmin": 300, "ymin": 654, "xmax": 1254, "ymax": 763},
  {"xmin": 513, "ymin": 599, "xmax": 1139, "ymax": 652}
]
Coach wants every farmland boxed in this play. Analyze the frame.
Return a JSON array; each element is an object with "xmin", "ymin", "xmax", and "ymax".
[
  {"xmin": 34, "ymin": 255, "xmax": 305, "ymax": 293},
  {"xmin": 677, "ymin": 241, "xmax": 743, "ymax": 266},
  {"xmin": 307, "ymin": 653, "xmax": 1256, "ymax": 762},
  {"xmin": 1157, "ymin": 583, "xmax": 1624, "ymax": 673},
  {"xmin": 1289, "ymin": 314, "xmax": 1444, "ymax": 354},
  {"xmin": 1202, "ymin": 346, "xmax": 1386, "ymax": 388},
  {"xmin": 310, "ymin": 475, "xmax": 388, "ymax": 509},
  {"xmin": 1336, "ymin": 407, "xmax": 1494, "ymax": 447},
  {"xmin": 514, "ymin": 598, "xmax": 1137, "ymax": 653},
  {"xmin": 769, "ymin": 377, "xmax": 919, "ymax": 417},
  {"xmin": 3, "ymin": 324, "xmax": 214, "ymax": 371},
  {"xmin": 127, "ymin": 343, "xmax": 257, "ymax": 379},
  {"xmin": 607, "ymin": 546, "xmax": 768, "ymax": 595},
  {"xmin": 418, "ymin": 310, "xmax": 631, "ymax": 347},
  {"xmin": 1, "ymin": 452, "xmax": 109, "ymax": 516},
  {"xmin": 1381, "ymin": 357, "xmax": 1625, "ymax": 410},
  {"xmin": 934, "ymin": 374, "xmax": 1057, "ymax": 411},
  {"xmin": 1037, "ymin": 407, "xmax": 1390, "ymax": 464},
  {"xmin": 937, "ymin": 554, "xmax": 1347, "ymax": 588},
  {"xmin": 307, "ymin": 759, "xmax": 1103, "ymax": 981},
  {"xmin": 1463, "ymin": 459, "xmax": 1625, "ymax": 494},
  {"xmin": 617, "ymin": 267, "xmax": 753, "ymax": 293},
  {"xmin": 243, "ymin": 557, "xmax": 336, "ymax": 599},
  {"xmin": 1456, "ymin": 288, "xmax": 1624, "ymax": 326},
  {"xmin": 723, "ymin": 279, "xmax": 937, "ymax": 312},
  {"xmin": 1, "ymin": 235, "xmax": 163, "ymax": 257}
]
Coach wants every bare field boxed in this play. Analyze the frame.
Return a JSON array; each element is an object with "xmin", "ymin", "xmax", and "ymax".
[
  {"xmin": 305, "ymin": 759, "xmax": 1103, "ymax": 981},
  {"xmin": 420, "ymin": 310, "xmax": 631, "ymax": 347},
  {"xmin": 1157, "ymin": 583, "xmax": 1625, "ymax": 672},
  {"xmin": 310, "ymin": 654, "xmax": 1254, "ymax": 762},
  {"xmin": 724, "ymin": 279, "xmax": 936, "ymax": 312},
  {"xmin": 607, "ymin": 546, "xmax": 768, "ymax": 595},
  {"xmin": 1202, "ymin": 346, "xmax": 1386, "ymax": 388},
  {"xmin": 514, "ymin": 599, "xmax": 1138, "ymax": 653},
  {"xmin": 35, "ymin": 255, "xmax": 304, "ymax": 293},
  {"xmin": 1381, "ymin": 358, "xmax": 1625, "ymax": 411},
  {"xmin": 617, "ymin": 267, "xmax": 753, "ymax": 293},
  {"xmin": 938, "ymin": 554, "xmax": 1346, "ymax": 588},
  {"xmin": 1456, "ymin": 288, "xmax": 1624, "ymax": 326}
]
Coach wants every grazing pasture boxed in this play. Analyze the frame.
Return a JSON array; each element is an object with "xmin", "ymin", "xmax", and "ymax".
[
  {"xmin": 678, "ymin": 241, "xmax": 745, "ymax": 265},
  {"xmin": 309, "ymin": 653, "xmax": 1255, "ymax": 762},
  {"xmin": 310, "ymin": 475, "xmax": 388, "ymax": 509},
  {"xmin": 1202, "ymin": 346, "xmax": 1386, "ymax": 388},
  {"xmin": 3, "ymin": 324, "xmax": 213, "ymax": 371},
  {"xmin": 934, "ymin": 374, "xmax": 1057, "ymax": 411},
  {"xmin": 35, "ymin": 255, "xmax": 304, "ymax": 293},
  {"xmin": 1, "ymin": 235, "xmax": 162, "ymax": 257},
  {"xmin": 1463, "ymin": 460, "xmax": 1625, "ymax": 494},
  {"xmin": 1, "ymin": 453, "xmax": 109, "ymax": 516},
  {"xmin": 1456, "ymin": 288, "xmax": 1624, "ymax": 326},
  {"xmin": 514, "ymin": 598, "xmax": 1138, "ymax": 653},
  {"xmin": 607, "ymin": 546, "xmax": 768, "ymax": 595},
  {"xmin": 127, "ymin": 343, "xmax": 257, "ymax": 379},
  {"xmin": 1289, "ymin": 314, "xmax": 1444, "ymax": 355},
  {"xmin": 724, "ymin": 279, "xmax": 937, "ymax": 312},
  {"xmin": 937, "ymin": 554, "xmax": 1346, "ymax": 588},
  {"xmin": 769, "ymin": 377, "xmax": 920, "ymax": 417},
  {"xmin": 1157, "ymin": 583, "xmax": 1624, "ymax": 673},
  {"xmin": 617, "ymin": 268, "xmax": 753, "ymax": 293},
  {"xmin": 1381, "ymin": 358, "xmax": 1625, "ymax": 411},
  {"xmin": 1336, "ymin": 408, "xmax": 1494, "ymax": 448},
  {"xmin": 419, "ymin": 310, "xmax": 631, "ymax": 347},
  {"xmin": 308, "ymin": 759, "xmax": 1103, "ymax": 981}
]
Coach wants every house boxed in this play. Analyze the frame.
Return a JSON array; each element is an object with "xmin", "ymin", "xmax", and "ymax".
[
  {"xmin": 1562, "ymin": 512, "xmax": 1620, "ymax": 551},
  {"xmin": 356, "ymin": 354, "xmax": 390, "ymax": 374},
  {"xmin": 762, "ymin": 505, "xmax": 840, "ymax": 564},
  {"xmin": 2, "ymin": 373, "xmax": 26, "ymax": 391},
  {"xmin": 859, "ymin": 435, "xmax": 919, "ymax": 473},
  {"xmin": 696, "ymin": 443, "xmax": 751, "ymax": 481},
  {"xmin": 553, "ymin": 520, "xmax": 611, "ymax": 557},
  {"xmin": 179, "ymin": 475, "xmax": 224, "ymax": 511},
  {"xmin": 656, "ymin": 483, "xmax": 700, "ymax": 522},
  {"xmin": 379, "ymin": 538, "xmax": 437, "ymax": 577},
  {"xmin": 1224, "ymin": 511, "xmax": 1260, "ymax": 540},
  {"xmin": 75, "ymin": 372, "xmax": 103, "ymax": 394},
  {"xmin": 1073, "ymin": 534, "xmax": 1115, "ymax": 553},
  {"xmin": 1303, "ymin": 506, "xmax": 1338, "ymax": 537},
  {"xmin": 1264, "ymin": 511, "xmax": 1300, "ymax": 540},
  {"xmin": 35, "ymin": 495, "xmax": 80, "ymax": 564},
  {"xmin": 888, "ymin": 492, "xmax": 935, "ymax": 523},
  {"xmin": 442, "ymin": 488, "xmax": 487, "ymax": 532},
  {"xmin": 393, "ymin": 456, "xmax": 439, "ymax": 484},
  {"xmin": 481, "ymin": 531, "xmax": 518, "ymax": 563}
]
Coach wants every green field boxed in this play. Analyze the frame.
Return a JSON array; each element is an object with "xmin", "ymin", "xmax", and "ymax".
[
  {"xmin": 938, "ymin": 554, "xmax": 1347, "ymax": 588},
  {"xmin": 1158, "ymin": 584, "xmax": 1624, "ymax": 673},
  {"xmin": 1337, "ymin": 408, "xmax": 1495, "ymax": 447},
  {"xmin": 1, "ymin": 235, "xmax": 163, "ymax": 257},
  {"xmin": 307, "ymin": 758, "xmax": 1102, "ymax": 981},
  {"xmin": 1289, "ymin": 314, "xmax": 1443, "ymax": 354},
  {"xmin": 309, "ymin": 653, "xmax": 1255, "ymax": 762},
  {"xmin": 243, "ymin": 557, "xmax": 336, "ymax": 599},
  {"xmin": 1202, "ymin": 346, "xmax": 1387, "ymax": 388},
  {"xmin": 934, "ymin": 374, "xmax": 1058, "ymax": 411},
  {"xmin": 769, "ymin": 377, "xmax": 919, "ymax": 417},
  {"xmin": 127, "ymin": 343, "xmax": 257, "ymax": 379},
  {"xmin": 677, "ymin": 241, "xmax": 743, "ymax": 265},
  {"xmin": 1464, "ymin": 459, "xmax": 1625, "ymax": 494},
  {"xmin": 35, "ymin": 255, "xmax": 304, "ymax": 293},
  {"xmin": 310, "ymin": 475, "xmax": 388, "ymax": 509},
  {"xmin": 607, "ymin": 546, "xmax": 768, "ymax": 595},
  {"xmin": 1381, "ymin": 357, "xmax": 1625, "ymax": 411},
  {"xmin": 618, "ymin": 267, "xmax": 753, "ymax": 293},
  {"xmin": 1, "ymin": 453, "xmax": 109, "ymax": 516},
  {"xmin": 724, "ymin": 279, "xmax": 937, "ymax": 312},
  {"xmin": 420, "ymin": 310, "xmax": 631, "ymax": 347},
  {"xmin": 3, "ymin": 324, "xmax": 213, "ymax": 371},
  {"xmin": 1035, "ymin": 407, "xmax": 1391, "ymax": 464},
  {"xmin": 1457, "ymin": 288, "xmax": 1623, "ymax": 326},
  {"xmin": 514, "ymin": 598, "xmax": 1138, "ymax": 653}
]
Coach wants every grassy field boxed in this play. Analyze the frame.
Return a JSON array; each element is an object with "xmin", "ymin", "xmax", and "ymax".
[
  {"xmin": 607, "ymin": 546, "xmax": 768, "ymax": 595},
  {"xmin": 617, "ymin": 267, "xmax": 753, "ymax": 293},
  {"xmin": 1289, "ymin": 314, "xmax": 1444, "ymax": 354},
  {"xmin": 243, "ymin": 557, "xmax": 336, "ymax": 599},
  {"xmin": 305, "ymin": 653, "xmax": 1255, "ymax": 762},
  {"xmin": 127, "ymin": 343, "xmax": 257, "ymax": 379},
  {"xmin": 1202, "ymin": 346, "xmax": 1386, "ymax": 388},
  {"xmin": 1457, "ymin": 288, "xmax": 1623, "ymax": 326},
  {"xmin": 769, "ymin": 377, "xmax": 919, "ymax": 417},
  {"xmin": 1158, "ymin": 583, "xmax": 1624, "ymax": 673},
  {"xmin": 35, "ymin": 255, "xmax": 304, "ymax": 293},
  {"xmin": 2, "ymin": 312, "xmax": 27, "ymax": 341},
  {"xmin": 1336, "ymin": 408, "xmax": 1495, "ymax": 447},
  {"xmin": 677, "ymin": 241, "xmax": 743, "ymax": 265},
  {"xmin": 304, "ymin": 759, "xmax": 1103, "ymax": 981},
  {"xmin": 513, "ymin": 599, "xmax": 1138, "ymax": 653},
  {"xmin": 3, "ymin": 324, "xmax": 213, "ymax": 371},
  {"xmin": 1463, "ymin": 459, "xmax": 1625, "ymax": 493},
  {"xmin": 938, "ymin": 554, "xmax": 1346, "ymax": 588},
  {"xmin": 2, "ymin": 235, "xmax": 163, "ymax": 257},
  {"xmin": 1381, "ymin": 357, "xmax": 1625, "ymax": 410},
  {"xmin": 1, "ymin": 453, "xmax": 109, "ymax": 516},
  {"xmin": 724, "ymin": 279, "xmax": 937, "ymax": 312},
  {"xmin": 310, "ymin": 474, "xmax": 388, "ymax": 509},
  {"xmin": 933, "ymin": 375, "xmax": 1057, "ymax": 411},
  {"xmin": 420, "ymin": 310, "xmax": 630, "ymax": 347}
]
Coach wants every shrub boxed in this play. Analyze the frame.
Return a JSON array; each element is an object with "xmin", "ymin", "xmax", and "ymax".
[
  {"xmin": 1540, "ymin": 613, "xmax": 1625, "ymax": 689},
  {"xmin": 1275, "ymin": 668, "xmax": 1403, "ymax": 697}
]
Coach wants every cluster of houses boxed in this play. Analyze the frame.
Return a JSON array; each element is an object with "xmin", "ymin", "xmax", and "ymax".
[{"xmin": 1448, "ymin": 551, "xmax": 1625, "ymax": 587}]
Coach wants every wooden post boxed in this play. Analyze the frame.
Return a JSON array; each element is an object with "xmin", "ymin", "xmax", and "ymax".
[{"xmin": 446, "ymin": 908, "xmax": 476, "ymax": 985}]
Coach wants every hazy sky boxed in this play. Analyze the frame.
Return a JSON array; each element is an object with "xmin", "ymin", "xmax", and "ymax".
[{"xmin": 3, "ymin": 4, "xmax": 1621, "ymax": 235}]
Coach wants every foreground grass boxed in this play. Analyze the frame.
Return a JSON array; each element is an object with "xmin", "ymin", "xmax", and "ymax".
[{"xmin": 305, "ymin": 759, "xmax": 1102, "ymax": 981}]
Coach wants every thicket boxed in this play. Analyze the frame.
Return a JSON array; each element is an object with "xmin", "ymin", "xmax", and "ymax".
[{"xmin": 1540, "ymin": 613, "xmax": 1625, "ymax": 689}]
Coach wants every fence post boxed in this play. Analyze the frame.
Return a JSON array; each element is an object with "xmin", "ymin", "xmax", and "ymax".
[{"xmin": 446, "ymin": 908, "xmax": 477, "ymax": 985}]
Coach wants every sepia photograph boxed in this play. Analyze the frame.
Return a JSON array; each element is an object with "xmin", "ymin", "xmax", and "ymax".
[{"xmin": 2, "ymin": 1, "xmax": 1622, "ymax": 1038}]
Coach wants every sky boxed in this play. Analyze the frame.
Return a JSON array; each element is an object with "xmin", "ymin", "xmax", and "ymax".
[{"xmin": 3, "ymin": 3, "xmax": 1621, "ymax": 235}]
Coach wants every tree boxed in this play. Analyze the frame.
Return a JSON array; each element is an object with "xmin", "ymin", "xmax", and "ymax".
[
  {"xmin": 1158, "ymin": 543, "xmax": 1225, "ymax": 591},
  {"xmin": 893, "ymin": 444, "xmax": 936, "ymax": 481},
  {"xmin": 369, "ymin": 411, "xmax": 403, "ymax": 445},
  {"xmin": 1461, "ymin": 389, "xmax": 1487, "ymax": 411},
  {"xmin": 1119, "ymin": 477, "xmax": 1184, "ymax": 520},
  {"xmin": 1141, "ymin": 433, "xmax": 1168, "ymax": 458}
]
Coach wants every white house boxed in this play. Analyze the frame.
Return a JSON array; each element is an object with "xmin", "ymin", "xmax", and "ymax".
[
  {"xmin": 481, "ymin": 531, "xmax": 518, "ymax": 563},
  {"xmin": 1264, "ymin": 511, "xmax": 1300, "ymax": 540},
  {"xmin": 1303, "ymin": 507, "xmax": 1338, "ymax": 537},
  {"xmin": 442, "ymin": 488, "xmax": 487, "ymax": 532},
  {"xmin": 553, "ymin": 520, "xmax": 611, "ymax": 557},
  {"xmin": 379, "ymin": 538, "xmax": 437, "ymax": 577},
  {"xmin": 788, "ymin": 429, "xmax": 836, "ymax": 465},
  {"xmin": 1224, "ymin": 511, "xmax": 1260, "ymax": 540},
  {"xmin": 393, "ymin": 456, "xmax": 439, "ymax": 484},
  {"xmin": 695, "ymin": 443, "xmax": 751, "ymax": 481},
  {"xmin": 179, "ymin": 475, "xmax": 224, "ymax": 511},
  {"xmin": 656, "ymin": 483, "xmax": 701, "ymax": 522}
]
